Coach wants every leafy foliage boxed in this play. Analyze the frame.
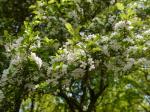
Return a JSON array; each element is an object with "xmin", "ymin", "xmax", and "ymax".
[{"xmin": 0, "ymin": 0, "xmax": 150, "ymax": 112}]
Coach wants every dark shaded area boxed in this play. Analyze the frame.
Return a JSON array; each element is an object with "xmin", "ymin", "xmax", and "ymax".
[{"xmin": 0, "ymin": 0, "xmax": 35, "ymax": 35}]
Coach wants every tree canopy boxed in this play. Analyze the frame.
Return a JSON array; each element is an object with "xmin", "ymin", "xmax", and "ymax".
[{"xmin": 0, "ymin": 0, "xmax": 150, "ymax": 112}]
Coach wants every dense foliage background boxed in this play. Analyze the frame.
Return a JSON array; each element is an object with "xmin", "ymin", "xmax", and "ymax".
[{"xmin": 0, "ymin": 0, "xmax": 150, "ymax": 112}]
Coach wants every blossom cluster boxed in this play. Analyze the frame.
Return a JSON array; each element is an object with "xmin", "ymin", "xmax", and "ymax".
[
  {"xmin": 47, "ymin": 34, "xmax": 98, "ymax": 83},
  {"xmin": 143, "ymin": 29, "xmax": 150, "ymax": 35},
  {"xmin": 108, "ymin": 15, "xmax": 116, "ymax": 23},
  {"xmin": 4, "ymin": 37, "xmax": 24, "ymax": 52},
  {"xmin": 123, "ymin": 58, "xmax": 135, "ymax": 71},
  {"xmin": 31, "ymin": 52, "xmax": 42, "ymax": 68},
  {"xmin": 114, "ymin": 21, "xmax": 132, "ymax": 31}
]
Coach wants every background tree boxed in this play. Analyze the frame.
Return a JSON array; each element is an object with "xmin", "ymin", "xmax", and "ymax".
[{"xmin": 0, "ymin": 0, "xmax": 36, "ymax": 39}]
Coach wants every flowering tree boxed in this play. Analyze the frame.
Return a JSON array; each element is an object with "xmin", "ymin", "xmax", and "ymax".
[{"xmin": 0, "ymin": 0, "xmax": 150, "ymax": 112}]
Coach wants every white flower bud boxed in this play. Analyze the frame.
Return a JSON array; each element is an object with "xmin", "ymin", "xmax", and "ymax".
[{"xmin": 31, "ymin": 52, "xmax": 42, "ymax": 68}]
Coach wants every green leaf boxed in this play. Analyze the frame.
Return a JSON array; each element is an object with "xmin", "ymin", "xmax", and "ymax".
[
  {"xmin": 48, "ymin": 0, "xmax": 55, "ymax": 4},
  {"xmin": 92, "ymin": 47, "xmax": 101, "ymax": 53},
  {"xmin": 116, "ymin": 3, "xmax": 124, "ymax": 10},
  {"xmin": 65, "ymin": 23, "xmax": 74, "ymax": 36}
]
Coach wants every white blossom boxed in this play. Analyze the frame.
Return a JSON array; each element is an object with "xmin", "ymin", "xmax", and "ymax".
[
  {"xmin": 102, "ymin": 45, "xmax": 109, "ymax": 56},
  {"xmin": 88, "ymin": 58, "xmax": 94, "ymax": 65},
  {"xmin": 80, "ymin": 32, "xmax": 85, "ymax": 36},
  {"xmin": 123, "ymin": 38, "xmax": 134, "ymax": 44},
  {"xmin": 110, "ymin": 40, "xmax": 121, "ymax": 51},
  {"xmin": 80, "ymin": 61, "xmax": 87, "ymax": 69},
  {"xmin": 46, "ymin": 79, "xmax": 53, "ymax": 83},
  {"xmin": 10, "ymin": 55, "xmax": 21, "ymax": 65},
  {"xmin": 123, "ymin": 58, "xmax": 135, "ymax": 71},
  {"xmin": 31, "ymin": 52, "xmax": 42, "ymax": 68},
  {"xmin": 4, "ymin": 44, "xmax": 11, "ymax": 52},
  {"xmin": 127, "ymin": 26, "xmax": 133, "ymax": 30},
  {"xmin": 83, "ymin": 106, "xmax": 88, "ymax": 111},
  {"xmin": 114, "ymin": 21, "xmax": 131, "ymax": 31},
  {"xmin": 101, "ymin": 36, "xmax": 109, "ymax": 42},
  {"xmin": 79, "ymin": 91, "xmax": 83, "ymax": 96},
  {"xmin": 145, "ymin": 41, "xmax": 150, "ymax": 46},
  {"xmin": 62, "ymin": 64, "xmax": 68, "ymax": 74},
  {"xmin": 37, "ymin": 40, "xmax": 41, "ymax": 48},
  {"xmin": 89, "ymin": 65, "xmax": 95, "ymax": 71},
  {"xmin": 67, "ymin": 93, "xmax": 72, "ymax": 97},
  {"xmin": 127, "ymin": 46, "xmax": 138, "ymax": 53},
  {"xmin": 77, "ymin": 42, "xmax": 84, "ymax": 48},
  {"xmin": 114, "ymin": 21, "xmax": 126, "ymax": 30},
  {"xmin": 2, "ymin": 69, "xmax": 9, "ymax": 76},
  {"xmin": 111, "ymin": 32, "xmax": 118, "ymax": 37},
  {"xmin": 136, "ymin": 34, "xmax": 143, "ymax": 39},
  {"xmin": 137, "ymin": 3, "xmax": 146, "ymax": 9},
  {"xmin": 86, "ymin": 34, "xmax": 96, "ymax": 40},
  {"xmin": 65, "ymin": 42, "xmax": 70, "ymax": 46},
  {"xmin": 16, "ymin": 37, "xmax": 23, "ymax": 44},
  {"xmin": 67, "ymin": 52, "xmax": 76, "ymax": 62},
  {"xmin": 87, "ymin": 0, "xmax": 92, "ymax": 3},
  {"xmin": 79, "ymin": 49, "xmax": 86, "ymax": 56},
  {"xmin": 55, "ymin": 65, "xmax": 60, "ymax": 70},
  {"xmin": 66, "ymin": 87, "xmax": 69, "ymax": 91},
  {"xmin": 125, "ymin": 84, "xmax": 133, "ymax": 89},
  {"xmin": 88, "ymin": 58, "xmax": 95, "ymax": 71},
  {"xmin": 143, "ymin": 29, "xmax": 150, "ymax": 35},
  {"xmin": 30, "ymin": 44, "xmax": 37, "ymax": 49},
  {"xmin": 110, "ymin": 0, "xmax": 115, "ymax": 4},
  {"xmin": 1, "ymin": 69, "xmax": 9, "ymax": 82},
  {"xmin": 47, "ymin": 67, "xmax": 52, "ymax": 75},
  {"xmin": 35, "ymin": 84, "xmax": 40, "ymax": 89},
  {"xmin": 108, "ymin": 15, "xmax": 115, "ymax": 23},
  {"xmin": 137, "ymin": 58, "xmax": 147, "ymax": 64},
  {"xmin": 143, "ymin": 47, "xmax": 147, "ymax": 51},
  {"xmin": 12, "ymin": 37, "xmax": 24, "ymax": 48},
  {"xmin": 63, "ymin": 48, "xmax": 69, "ymax": 54}
]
